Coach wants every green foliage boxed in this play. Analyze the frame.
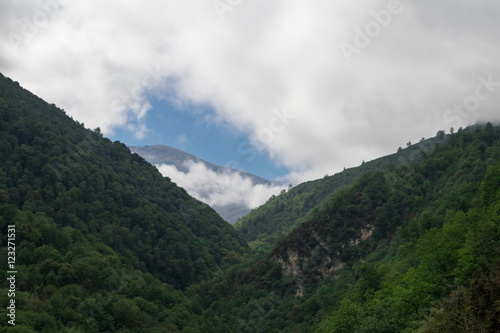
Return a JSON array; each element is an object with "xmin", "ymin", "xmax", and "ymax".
[
  {"xmin": 196, "ymin": 122, "xmax": 500, "ymax": 332},
  {"xmin": 479, "ymin": 162, "xmax": 500, "ymax": 205},
  {"xmin": 1, "ymin": 73, "xmax": 500, "ymax": 332},
  {"xmin": 0, "ymin": 73, "xmax": 248, "ymax": 331},
  {"xmin": 0, "ymin": 73, "xmax": 248, "ymax": 286},
  {"xmin": 317, "ymin": 124, "xmax": 500, "ymax": 332},
  {"xmin": 234, "ymin": 133, "xmax": 447, "ymax": 253}
]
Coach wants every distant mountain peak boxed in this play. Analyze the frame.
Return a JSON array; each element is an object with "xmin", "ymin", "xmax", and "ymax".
[
  {"xmin": 129, "ymin": 144, "xmax": 286, "ymax": 223},
  {"xmin": 130, "ymin": 145, "xmax": 278, "ymax": 185}
]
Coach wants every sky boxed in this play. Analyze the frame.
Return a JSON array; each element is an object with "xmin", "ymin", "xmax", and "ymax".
[
  {"xmin": 1, "ymin": 0, "xmax": 500, "ymax": 207},
  {"xmin": 109, "ymin": 97, "xmax": 290, "ymax": 181}
]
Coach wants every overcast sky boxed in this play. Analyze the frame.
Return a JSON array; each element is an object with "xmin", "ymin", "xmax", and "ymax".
[{"xmin": 2, "ymin": 0, "xmax": 500, "ymax": 186}]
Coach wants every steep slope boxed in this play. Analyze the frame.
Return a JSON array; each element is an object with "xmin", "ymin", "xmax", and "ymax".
[
  {"xmin": 1, "ymin": 73, "xmax": 498, "ymax": 332},
  {"xmin": 186, "ymin": 123, "xmax": 500, "ymax": 332},
  {"xmin": 0, "ymin": 73, "xmax": 253, "ymax": 330},
  {"xmin": 0, "ymin": 74, "xmax": 249, "ymax": 288},
  {"xmin": 234, "ymin": 134, "xmax": 449, "ymax": 252},
  {"xmin": 130, "ymin": 144, "xmax": 284, "ymax": 223}
]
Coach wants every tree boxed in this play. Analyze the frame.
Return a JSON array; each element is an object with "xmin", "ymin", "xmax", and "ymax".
[
  {"xmin": 354, "ymin": 263, "xmax": 381, "ymax": 304},
  {"xmin": 479, "ymin": 163, "xmax": 500, "ymax": 205}
]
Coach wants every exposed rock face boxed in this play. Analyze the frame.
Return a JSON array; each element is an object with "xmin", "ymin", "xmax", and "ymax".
[{"xmin": 272, "ymin": 223, "xmax": 374, "ymax": 298}]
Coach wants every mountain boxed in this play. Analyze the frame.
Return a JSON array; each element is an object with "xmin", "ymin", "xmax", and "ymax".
[
  {"xmin": 189, "ymin": 122, "xmax": 500, "ymax": 332},
  {"xmin": 129, "ymin": 145, "xmax": 273, "ymax": 185},
  {"xmin": 1, "ymin": 72, "xmax": 499, "ymax": 332},
  {"xmin": 0, "ymin": 73, "xmax": 249, "ymax": 331},
  {"xmin": 234, "ymin": 133, "xmax": 449, "ymax": 252},
  {"xmin": 129, "ymin": 144, "xmax": 285, "ymax": 223}
]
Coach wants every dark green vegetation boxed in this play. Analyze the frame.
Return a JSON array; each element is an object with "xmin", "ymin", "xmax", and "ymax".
[
  {"xmin": 1, "ymin": 73, "xmax": 499, "ymax": 332},
  {"xmin": 234, "ymin": 134, "xmax": 448, "ymax": 253},
  {"xmin": 0, "ymin": 74, "xmax": 248, "ymax": 331},
  {"xmin": 188, "ymin": 122, "xmax": 500, "ymax": 332}
]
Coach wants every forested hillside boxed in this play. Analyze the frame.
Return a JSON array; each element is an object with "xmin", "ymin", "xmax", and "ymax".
[
  {"xmin": 189, "ymin": 123, "xmax": 500, "ymax": 332},
  {"xmin": 0, "ymin": 73, "xmax": 248, "ymax": 331},
  {"xmin": 0, "ymin": 73, "xmax": 499, "ymax": 332},
  {"xmin": 234, "ymin": 134, "xmax": 448, "ymax": 253}
]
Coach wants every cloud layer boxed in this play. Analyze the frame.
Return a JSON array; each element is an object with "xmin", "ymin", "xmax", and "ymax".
[
  {"xmin": 2, "ymin": 0, "xmax": 500, "ymax": 182},
  {"xmin": 156, "ymin": 160, "xmax": 287, "ymax": 210}
]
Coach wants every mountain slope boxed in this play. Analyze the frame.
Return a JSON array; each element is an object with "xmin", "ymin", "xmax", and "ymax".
[
  {"xmin": 130, "ymin": 144, "xmax": 285, "ymax": 223},
  {"xmin": 0, "ymin": 74, "xmax": 249, "ymax": 288},
  {"xmin": 188, "ymin": 123, "xmax": 500, "ymax": 332},
  {"xmin": 1, "ymin": 73, "xmax": 499, "ymax": 332},
  {"xmin": 129, "ymin": 145, "xmax": 276, "ymax": 186},
  {"xmin": 234, "ymin": 134, "xmax": 449, "ymax": 252},
  {"xmin": 0, "ymin": 73, "xmax": 253, "ymax": 330},
  {"xmin": 0, "ymin": 73, "xmax": 256, "ymax": 331}
]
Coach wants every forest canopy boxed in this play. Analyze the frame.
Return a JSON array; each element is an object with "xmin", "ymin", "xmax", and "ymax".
[{"xmin": 1, "ymin": 73, "xmax": 499, "ymax": 332}]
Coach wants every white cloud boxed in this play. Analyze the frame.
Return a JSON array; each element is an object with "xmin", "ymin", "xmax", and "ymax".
[
  {"xmin": 156, "ymin": 161, "xmax": 287, "ymax": 209},
  {"xmin": 1, "ymin": 0, "xmax": 500, "ymax": 183}
]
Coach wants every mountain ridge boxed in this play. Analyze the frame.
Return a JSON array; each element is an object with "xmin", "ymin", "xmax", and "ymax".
[
  {"xmin": 190, "ymin": 122, "xmax": 500, "ymax": 332},
  {"xmin": 129, "ymin": 144, "xmax": 286, "ymax": 223},
  {"xmin": 2, "ymin": 72, "xmax": 499, "ymax": 332},
  {"xmin": 129, "ymin": 144, "xmax": 281, "ymax": 186},
  {"xmin": 234, "ymin": 131, "xmax": 452, "ymax": 252},
  {"xmin": 0, "ymin": 72, "xmax": 248, "ymax": 289}
]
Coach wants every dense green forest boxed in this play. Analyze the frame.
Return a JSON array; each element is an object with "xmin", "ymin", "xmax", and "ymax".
[
  {"xmin": 1, "ymin": 73, "xmax": 499, "ymax": 332},
  {"xmin": 234, "ymin": 134, "xmax": 448, "ymax": 254},
  {"xmin": 0, "ymin": 74, "xmax": 248, "ymax": 331},
  {"xmin": 184, "ymin": 122, "xmax": 500, "ymax": 332}
]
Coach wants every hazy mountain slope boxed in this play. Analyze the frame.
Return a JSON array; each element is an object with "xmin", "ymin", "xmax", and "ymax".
[
  {"xmin": 211, "ymin": 202, "xmax": 252, "ymax": 225},
  {"xmin": 129, "ymin": 145, "xmax": 281, "ymax": 185},
  {"xmin": 130, "ymin": 145, "xmax": 277, "ymax": 186},
  {"xmin": 234, "ymin": 134, "xmax": 449, "ymax": 252},
  {"xmin": 130, "ymin": 144, "xmax": 285, "ymax": 223}
]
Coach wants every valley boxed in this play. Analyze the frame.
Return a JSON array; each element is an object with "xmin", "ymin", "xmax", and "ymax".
[{"xmin": 0, "ymin": 73, "xmax": 499, "ymax": 332}]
